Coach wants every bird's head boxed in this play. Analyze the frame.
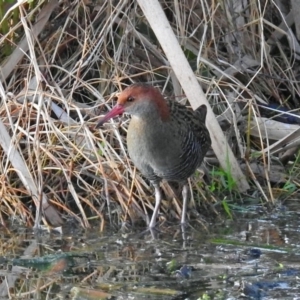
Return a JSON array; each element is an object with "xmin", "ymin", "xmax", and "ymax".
[{"xmin": 95, "ymin": 83, "xmax": 169, "ymax": 128}]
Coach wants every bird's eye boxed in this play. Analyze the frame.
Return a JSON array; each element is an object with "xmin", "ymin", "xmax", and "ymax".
[{"xmin": 127, "ymin": 96, "xmax": 134, "ymax": 102}]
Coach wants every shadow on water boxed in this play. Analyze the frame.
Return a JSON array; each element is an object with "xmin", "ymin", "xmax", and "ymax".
[{"xmin": 0, "ymin": 202, "xmax": 300, "ymax": 299}]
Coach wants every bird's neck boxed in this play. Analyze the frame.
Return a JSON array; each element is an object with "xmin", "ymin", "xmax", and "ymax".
[
  {"xmin": 131, "ymin": 113, "xmax": 164, "ymax": 127},
  {"xmin": 127, "ymin": 116, "xmax": 173, "ymax": 163},
  {"xmin": 129, "ymin": 98, "xmax": 170, "ymax": 122}
]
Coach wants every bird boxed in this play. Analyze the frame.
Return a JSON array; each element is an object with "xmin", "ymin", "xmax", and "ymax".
[{"xmin": 96, "ymin": 83, "xmax": 211, "ymax": 228}]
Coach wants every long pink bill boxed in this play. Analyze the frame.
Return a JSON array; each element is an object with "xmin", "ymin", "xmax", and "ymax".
[{"xmin": 95, "ymin": 104, "xmax": 125, "ymax": 128}]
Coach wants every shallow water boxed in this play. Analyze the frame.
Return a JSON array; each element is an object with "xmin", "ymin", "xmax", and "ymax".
[{"xmin": 1, "ymin": 203, "xmax": 300, "ymax": 299}]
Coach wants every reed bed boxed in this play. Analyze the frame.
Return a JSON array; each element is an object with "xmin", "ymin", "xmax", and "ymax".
[{"xmin": 0, "ymin": 0, "xmax": 299, "ymax": 229}]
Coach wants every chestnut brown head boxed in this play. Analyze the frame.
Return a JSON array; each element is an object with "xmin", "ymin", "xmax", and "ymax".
[{"xmin": 95, "ymin": 83, "xmax": 169, "ymax": 128}]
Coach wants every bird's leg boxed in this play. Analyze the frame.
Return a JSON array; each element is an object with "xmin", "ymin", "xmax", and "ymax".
[
  {"xmin": 149, "ymin": 182, "xmax": 162, "ymax": 228},
  {"xmin": 181, "ymin": 183, "xmax": 189, "ymax": 224}
]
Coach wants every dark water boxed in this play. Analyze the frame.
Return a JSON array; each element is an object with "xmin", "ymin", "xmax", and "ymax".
[{"xmin": 1, "ymin": 203, "xmax": 300, "ymax": 299}]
